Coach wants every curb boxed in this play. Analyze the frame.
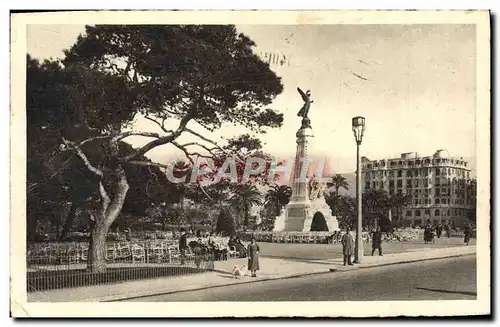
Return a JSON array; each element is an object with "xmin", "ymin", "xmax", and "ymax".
[
  {"xmin": 101, "ymin": 270, "xmax": 329, "ymax": 302},
  {"xmin": 104, "ymin": 251, "xmax": 475, "ymax": 302}
]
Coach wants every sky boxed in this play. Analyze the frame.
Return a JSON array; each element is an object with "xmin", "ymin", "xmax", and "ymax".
[{"xmin": 26, "ymin": 24, "xmax": 477, "ymax": 174}]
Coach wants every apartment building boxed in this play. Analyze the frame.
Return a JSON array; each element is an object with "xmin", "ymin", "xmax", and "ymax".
[{"xmin": 361, "ymin": 149, "xmax": 474, "ymax": 227}]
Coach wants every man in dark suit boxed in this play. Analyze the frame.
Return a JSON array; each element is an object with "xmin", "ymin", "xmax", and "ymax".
[
  {"xmin": 371, "ymin": 226, "xmax": 383, "ymax": 256},
  {"xmin": 179, "ymin": 228, "xmax": 188, "ymax": 265},
  {"xmin": 341, "ymin": 227, "xmax": 355, "ymax": 266}
]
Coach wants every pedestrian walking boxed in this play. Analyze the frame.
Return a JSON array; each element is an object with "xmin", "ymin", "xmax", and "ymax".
[
  {"xmin": 436, "ymin": 224, "xmax": 442, "ymax": 238},
  {"xmin": 463, "ymin": 224, "xmax": 472, "ymax": 246},
  {"xmin": 179, "ymin": 228, "xmax": 188, "ymax": 265},
  {"xmin": 341, "ymin": 227, "xmax": 355, "ymax": 266},
  {"xmin": 247, "ymin": 237, "xmax": 260, "ymax": 277},
  {"xmin": 444, "ymin": 223, "xmax": 451, "ymax": 238},
  {"xmin": 371, "ymin": 226, "xmax": 383, "ymax": 256}
]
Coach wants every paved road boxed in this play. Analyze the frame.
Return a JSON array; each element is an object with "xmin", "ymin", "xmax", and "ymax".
[
  {"xmin": 258, "ymin": 237, "xmax": 475, "ymax": 261},
  {"xmin": 123, "ymin": 254, "xmax": 476, "ymax": 302}
]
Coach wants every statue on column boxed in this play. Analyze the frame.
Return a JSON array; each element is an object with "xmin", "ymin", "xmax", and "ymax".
[{"xmin": 297, "ymin": 87, "xmax": 313, "ymax": 128}]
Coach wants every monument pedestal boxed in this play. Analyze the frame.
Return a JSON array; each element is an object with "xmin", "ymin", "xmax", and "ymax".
[{"xmin": 282, "ymin": 199, "xmax": 339, "ymax": 232}]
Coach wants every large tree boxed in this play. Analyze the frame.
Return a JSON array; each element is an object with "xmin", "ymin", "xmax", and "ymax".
[
  {"xmin": 387, "ymin": 192, "xmax": 412, "ymax": 224},
  {"xmin": 29, "ymin": 25, "xmax": 283, "ymax": 272},
  {"xmin": 363, "ymin": 189, "xmax": 390, "ymax": 229},
  {"xmin": 265, "ymin": 184, "xmax": 292, "ymax": 217},
  {"xmin": 229, "ymin": 184, "xmax": 263, "ymax": 227},
  {"xmin": 327, "ymin": 174, "xmax": 349, "ymax": 195}
]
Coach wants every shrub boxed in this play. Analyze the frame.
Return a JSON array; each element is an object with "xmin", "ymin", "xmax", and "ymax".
[{"xmin": 216, "ymin": 209, "xmax": 235, "ymax": 236}]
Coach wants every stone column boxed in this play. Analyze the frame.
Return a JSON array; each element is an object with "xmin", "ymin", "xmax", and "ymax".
[{"xmin": 290, "ymin": 118, "xmax": 314, "ymax": 203}]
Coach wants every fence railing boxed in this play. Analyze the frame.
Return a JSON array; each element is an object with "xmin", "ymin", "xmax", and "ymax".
[
  {"xmin": 27, "ymin": 240, "xmax": 217, "ymax": 293},
  {"xmin": 237, "ymin": 229, "xmax": 424, "ymax": 244}
]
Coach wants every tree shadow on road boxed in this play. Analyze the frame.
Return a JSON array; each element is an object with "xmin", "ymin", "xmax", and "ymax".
[{"xmin": 415, "ymin": 287, "xmax": 477, "ymax": 297}]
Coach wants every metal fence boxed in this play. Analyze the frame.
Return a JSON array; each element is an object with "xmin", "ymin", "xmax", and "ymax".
[{"xmin": 27, "ymin": 240, "xmax": 216, "ymax": 292}]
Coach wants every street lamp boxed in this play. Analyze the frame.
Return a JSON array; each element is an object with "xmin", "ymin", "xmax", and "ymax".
[{"xmin": 352, "ymin": 116, "xmax": 365, "ymax": 263}]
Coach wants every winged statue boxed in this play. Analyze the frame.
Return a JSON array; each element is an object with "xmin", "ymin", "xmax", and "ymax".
[{"xmin": 297, "ymin": 87, "xmax": 314, "ymax": 119}]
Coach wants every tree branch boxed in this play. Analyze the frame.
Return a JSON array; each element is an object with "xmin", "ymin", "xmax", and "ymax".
[
  {"xmin": 144, "ymin": 115, "xmax": 173, "ymax": 134},
  {"xmin": 171, "ymin": 141, "xmax": 213, "ymax": 165},
  {"xmin": 127, "ymin": 160, "xmax": 177, "ymax": 171},
  {"xmin": 62, "ymin": 138, "xmax": 103, "ymax": 178},
  {"xmin": 98, "ymin": 181, "xmax": 111, "ymax": 212},
  {"xmin": 184, "ymin": 128, "xmax": 246, "ymax": 164},
  {"xmin": 111, "ymin": 131, "xmax": 160, "ymax": 143},
  {"xmin": 121, "ymin": 114, "xmax": 193, "ymax": 162},
  {"xmin": 179, "ymin": 141, "xmax": 215, "ymax": 155},
  {"xmin": 79, "ymin": 135, "xmax": 113, "ymax": 147}
]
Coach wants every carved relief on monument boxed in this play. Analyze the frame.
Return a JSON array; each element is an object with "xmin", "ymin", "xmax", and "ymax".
[{"xmin": 308, "ymin": 176, "xmax": 325, "ymax": 200}]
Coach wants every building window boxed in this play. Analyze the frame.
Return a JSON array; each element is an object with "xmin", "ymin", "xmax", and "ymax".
[
  {"xmin": 425, "ymin": 209, "xmax": 430, "ymax": 216},
  {"xmin": 416, "ymin": 160, "xmax": 421, "ymax": 165},
  {"xmin": 397, "ymin": 180, "xmax": 402, "ymax": 187},
  {"xmin": 435, "ymin": 209, "xmax": 440, "ymax": 216},
  {"xmin": 436, "ymin": 198, "xmax": 440, "ymax": 204},
  {"xmin": 389, "ymin": 181, "xmax": 394, "ymax": 188},
  {"xmin": 415, "ymin": 209, "xmax": 421, "ymax": 217},
  {"xmin": 397, "ymin": 170, "xmax": 402, "ymax": 177},
  {"xmin": 406, "ymin": 210, "xmax": 412, "ymax": 217},
  {"xmin": 389, "ymin": 171, "xmax": 394, "ymax": 177},
  {"xmin": 407, "ymin": 170, "xmax": 413, "ymax": 177},
  {"xmin": 415, "ymin": 180, "xmax": 419, "ymax": 187}
]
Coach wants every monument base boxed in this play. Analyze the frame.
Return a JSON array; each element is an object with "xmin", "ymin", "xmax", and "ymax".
[{"xmin": 274, "ymin": 198, "xmax": 339, "ymax": 232}]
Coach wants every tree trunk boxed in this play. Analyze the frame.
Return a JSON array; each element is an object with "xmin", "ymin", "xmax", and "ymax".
[
  {"xmin": 88, "ymin": 221, "xmax": 108, "ymax": 273},
  {"xmin": 87, "ymin": 165, "xmax": 129, "ymax": 273},
  {"xmin": 244, "ymin": 204, "xmax": 249, "ymax": 226},
  {"xmin": 276, "ymin": 198, "xmax": 280, "ymax": 217},
  {"xmin": 60, "ymin": 201, "xmax": 78, "ymax": 241}
]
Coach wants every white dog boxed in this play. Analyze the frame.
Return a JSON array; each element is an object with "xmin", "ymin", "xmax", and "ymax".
[{"xmin": 232, "ymin": 264, "xmax": 248, "ymax": 279}]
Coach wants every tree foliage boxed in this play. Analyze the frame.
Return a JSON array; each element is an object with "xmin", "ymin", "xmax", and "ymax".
[
  {"xmin": 265, "ymin": 184, "xmax": 292, "ymax": 216},
  {"xmin": 27, "ymin": 25, "xmax": 284, "ymax": 270},
  {"xmin": 215, "ymin": 208, "xmax": 236, "ymax": 236},
  {"xmin": 327, "ymin": 174, "xmax": 349, "ymax": 195},
  {"xmin": 229, "ymin": 184, "xmax": 263, "ymax": 227}
]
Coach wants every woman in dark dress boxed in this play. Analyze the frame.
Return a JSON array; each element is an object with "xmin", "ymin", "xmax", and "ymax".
[{"xmin": 247, "ymin": 237, "xmax": 260, "ymax": 277}]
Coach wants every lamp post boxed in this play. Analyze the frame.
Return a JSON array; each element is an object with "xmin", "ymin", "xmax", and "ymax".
[{"xmin": 352, "ymin": 116, "xmax": 366, "ymax": 263}]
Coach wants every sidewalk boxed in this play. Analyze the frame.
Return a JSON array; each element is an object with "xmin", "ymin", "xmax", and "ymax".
[{"xmin": 28, "ymin": 245, "xmax": 476, "ymax": 302}]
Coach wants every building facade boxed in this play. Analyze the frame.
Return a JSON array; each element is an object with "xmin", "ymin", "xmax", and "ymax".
[{"xmin": 361, "ymin": 149, "xmax": 474, "ymax": 227}]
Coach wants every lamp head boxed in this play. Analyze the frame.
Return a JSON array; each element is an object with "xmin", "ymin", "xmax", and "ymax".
[{"xmin": 352, "ymin": 116, "xmax": 366, "ymax": 144}]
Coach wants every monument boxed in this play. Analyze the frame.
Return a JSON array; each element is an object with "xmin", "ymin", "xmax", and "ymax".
[{"xmin": 273, "ymin": 88, "xmax": 339, "ymax": 232}]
